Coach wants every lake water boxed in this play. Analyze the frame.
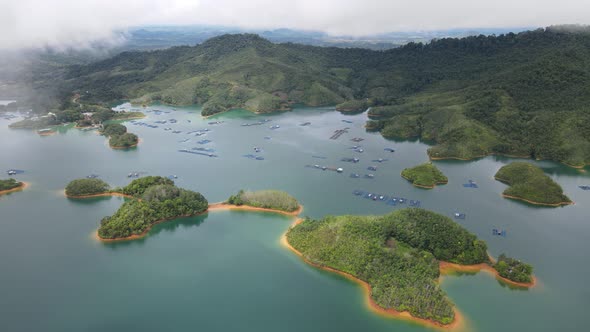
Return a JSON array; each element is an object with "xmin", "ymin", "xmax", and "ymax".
[{"xmin": 1, "ymin": 104, "xmax": 588, "ymax": 332}]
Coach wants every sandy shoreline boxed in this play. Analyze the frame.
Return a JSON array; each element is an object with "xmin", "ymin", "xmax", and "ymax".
[
  {"xmin": 281, "ymin": 221, "xmax": 464, "ymax": 330},
  {"xmin": 500, "ymin": 194, "xmax": 573, "ymax": 207},
  {"xmin": 93, "ymin": 203, "xmax": 304, "ymax": 242},
  {"xmin": 0, "ymin": 181, "xmax": 29, "ymax": 196},
  {"xmin": 207, "ymin": 202, "xmax": 303, "ymax": 216},
  {"xmin": 440, "ymin": 261, "xmax": 537, "ymax": 288}
]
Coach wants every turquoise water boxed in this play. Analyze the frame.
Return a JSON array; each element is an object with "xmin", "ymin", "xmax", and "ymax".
[{"xmin": 1, "ymin": 104, "xmax": 588, "ymax": 331}]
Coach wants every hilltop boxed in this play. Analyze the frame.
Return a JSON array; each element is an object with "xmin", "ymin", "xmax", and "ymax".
[{"xmin": 50, "ymin": 27, "xmax": 590, "ymax": 166}]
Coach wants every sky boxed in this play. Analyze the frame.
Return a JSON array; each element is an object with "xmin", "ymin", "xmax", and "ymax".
[{"xmin": 1, "ymin": 0, "xmax": 590, "ymax": 49}]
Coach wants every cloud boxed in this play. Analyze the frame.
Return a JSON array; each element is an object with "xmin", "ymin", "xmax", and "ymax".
[{"xmin": 2, "ymin": 0, "xmax": 590, "ymax": 50}]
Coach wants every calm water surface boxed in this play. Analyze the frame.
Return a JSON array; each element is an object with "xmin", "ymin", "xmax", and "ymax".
[{"xmin": 0, "ymin": 104, "xmax": 588, "ymax": 331}]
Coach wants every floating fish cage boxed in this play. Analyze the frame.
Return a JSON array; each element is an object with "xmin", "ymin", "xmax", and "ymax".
[
  {"xmin": 462, "ymin": 180, "xmax": 478, "ymax": 188},
  {"xmin": 197, "ymin": 139, "xmax": 212, "ymax": 144},
  {"xmin": 86, "ymin": 174, "xmax": 99, "ymax": 179},
  {"xmin": 312, "ymin": 155, "xmax": 326, "ymax": 159},
  {"xmin": 453, "ymin": 212, "xmax": 466, "ymax": 220},
  {"xmin": 192, "ymin": 147, "xmax": 215, "ymax": 152},
  {"xmin": 208, "ymin": 121, "xmax": 224, "ymax": 125},
  {"xmin": 300, "ymin": 122, "xmax": 311, "ymax": 126},
  {"xmin": 178, "ymin": 149, "xmax": 217, "ymax": 157},
  {"xmin": 341, "ymin": 120, "xmax": 353, "ymax": 124},
  {"xmin": 363, "ymin": 174, "xmax": 375, "ymax": 179},
  {"xmin": 372, "ymin": 158, "xmax": 387, "ymax": 163},
  {"xmin": 264, "ymin": 136, "xmax": 272, "ymax": 140},
  {"xmin": 351, "ymin": 137, "xmax": 364, "ymax": 142},
  {"xmin": 384, "ymin": 148, "xmax": 395, "ymax": 152},
  {"xmin": 243, "ymin": 154, "xmax": 265, "ymax": 161},
  {"xmin": 492, "ymin": 229, "xmax": 507, "ymax": 237},
  {"xmin": 367, "ymin": 166, "xmax": 378, "ymax": 171},
  {"xmin": 6, "ymin": 169, "xmax": 24, "ymax": 175},
  {"xmin": 341, "ymin": 157, "xmax": 360, "ymax": 163},
  {"xmin": 579, "ymin": 185, "xmax": 590, "ymax": 191},
  {"xmin": 350, "ymin": 173, "xmax": 360, "ymax": 178}
]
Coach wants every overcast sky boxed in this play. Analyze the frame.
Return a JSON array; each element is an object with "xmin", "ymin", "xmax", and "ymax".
[{"xmin": 2, "ymin": 0, "xmax": 590, "ymax": 49}]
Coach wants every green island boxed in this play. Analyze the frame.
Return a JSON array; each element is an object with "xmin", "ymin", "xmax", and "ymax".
[
  {"xmin": 65, "ymin": 178, "xmax": 111, "ymax": 197},
  {"xmin": 401, "ymin": 162, "xmax": 448, "ymax": 188},
  {"xmin": 87, "ymin": 176, "xmax": 209, "ymax": 239},
  {"xmin": 100, "ymin": 123, "xmax": 139, "ymax": 149},
  {"xmin": 493, "ymin": 254, "xmax": 534, "ymax": 284},
  {"xmin": 32, "ymin": 28, "xmax": 588, "ymax": 167},
  {"xmin": 0, "ymin": 178, "xmax": 25, "ymax": 195},
  {"xmin": 286, "ymin": 208, "xmax": 534, "ymax": 326},
  {"xmin": 494, "ymin": 162, "xmax": 572, "ymax": 206},
  {"xmin": 335, "ymin": 99, "xmax": 370, "ymax": 113},
  {"xmin": 227, "ymin": 189, "xmax": 300, "ymax": 213}
]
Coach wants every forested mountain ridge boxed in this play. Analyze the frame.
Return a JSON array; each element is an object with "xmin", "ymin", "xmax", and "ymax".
[{"xmin": 59, "ymin": 27, "xmax": 590, "ymax": 166}]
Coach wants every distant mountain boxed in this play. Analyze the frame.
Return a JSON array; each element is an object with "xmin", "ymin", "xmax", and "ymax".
[{"xmin": 53, "ymin": 27, "xmax": 590, "ymax": 166}]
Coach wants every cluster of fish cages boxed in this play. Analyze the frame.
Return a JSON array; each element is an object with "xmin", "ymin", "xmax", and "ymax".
[
  {"xmin": 350, "ymin": 173, "xmax": 374, "ymax": 179},
  {"xmin": 305, "ymin": 165, "xmax": 344, "ymax": 173},
  {"xmin": 130, "ymin": 121, "xmax": 158, "ymax": 128},
  {"xmin": 352, "ymin": 190, "xmax": 421, "ymax": 207},
  {"xmin": 463, "ymin": 180, "xmax": 479, "ymax": 188},
  {"xmin": 208, "ymin": 121, "xmax": 224, "ymax": 125},
  {"xmin": 197, "ymin": 139, "xmax": 212, "ymax": 145}
]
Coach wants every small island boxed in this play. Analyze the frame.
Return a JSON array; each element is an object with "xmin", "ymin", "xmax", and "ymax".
[
  {"xmin": 100, "ymin": 123, "xmax": 139, "ymax": 149},
  {"xmin": 401, "ymin": 162, "xmax": 448, "ymax": 189},
  {"xmin": 226, "ymin": 189, "xmax": 301, "ymax": 213},
  {"xmin": 65, "ymin": 178, "xmax": 112, "ymax": 198},
  {"xmin": 79, "ymin": 176, "xmax": 209, "ymax": 240},
  {"xmin": 494, "ymin": 162, "xmax": 572, "ymax": 206},
  {"xmin": 286, "ymin": 208, "xmax": 534, "ymax": 327},
  {"xmin": 493, "ymin": 254, "xmax": 534, "ymax": 284},
  {"xmin": 0, "ymin": 178, "xmax": 26, "ymax": 195}
]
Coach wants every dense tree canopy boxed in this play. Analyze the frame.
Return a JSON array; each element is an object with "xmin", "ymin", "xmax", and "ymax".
[
  {"xmin": 65, "ymin": 178, "xmax": 110, "ymax": 196},
  {"xmin": 0, "ymin": 178, "xmax": 23, "ymax": 191},
  {"xmin": 227, "ymin": 189, "xmax": 299, "ymax": 212},
  {"xmin": 494, "ymin": 162, "xmax": 571, "ymax": 205},
  {"xmin": 401, "ymin": 162, "xmax": 448, "ymax": 188}
]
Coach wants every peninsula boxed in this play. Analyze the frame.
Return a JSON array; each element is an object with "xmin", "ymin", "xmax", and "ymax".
[
  {"xmin": 401, "ymin": 162, "xmax": 448, "ymax": 188},
  {"xmin": 494, "ymin": 162, "xmax": 572, "ymax": 206},
  {"xmin": 286, "ymin": 208, "xmax": 534, "ymax": 327}
]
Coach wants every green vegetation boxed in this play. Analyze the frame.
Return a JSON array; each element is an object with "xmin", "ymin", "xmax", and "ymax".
[
  {"xmin": 493, "ymin": 254, "xmax": 533, "ymax": 283},
  {"xmin": 287, "ymin": 208, "xmax": 491, "ymax": 325},
  {"xmin": 65, "ymin": 178, "xmax": 110, "ymax": 197},
  {"xmin": 227, "ymin": 189, "xmax": 299, "ymax": 212},
  {"xmin": 494, "ymin": 162, "xmax": 571, "ymax": 205},
  {"xmin": 335, "ymin": 99, "xmax": 369, "ymax": 112},
  {"xmin": 401, "ymin": 162, "xmax": 448, "ymax": 188},
  {"xmin": 92, "ymin": 176, "xmax": 208, "ymax": 239},
  {"xmin": 54, "ymin": 28, "xmax": 590, "ymax": 166},
  {"xmin": 0, "ymin": 178, "xmax": 23, "ymax": 191},
  {"xmin": 100, "ymin": 123, "xmax": 139, "ymax": 148},
  {"xmin": 109, "ymin": 132, "xmax": 138, "ymax": 148}
]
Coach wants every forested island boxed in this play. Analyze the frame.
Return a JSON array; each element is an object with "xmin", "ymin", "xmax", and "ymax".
[
  {"xmin": 286, "ymin": 208, "xmax": 534, "ymax": 326},
  {"xmin": 0, "ymin": 178, "xmax": 26, "ymax": 195},
  {"xmin": 226, "ymin": 189, "xmax": 300, "ymax": 213},
  {"xmin": 494, "ymin": 162, "xmax": 572, "ymax": 206},
  {"xmin": 37, "ymin": 28, "xmax": 590, "ymax": 167},
  {"xmin": 401, "ymin": 162, "xmax": 448, "ymax": 188},
  {"xmin": 65, "ymin": 176, "xmax": 209, "ymax": 239},
  {"xmin": 100, "ymin": 123, "xmax": 139, "ymax": 149}
]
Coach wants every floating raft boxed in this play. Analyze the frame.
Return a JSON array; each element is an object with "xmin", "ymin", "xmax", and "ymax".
[
  {"xmin": 350, "ymin": 173, "xmax": 360, "ymax": 178},
  {"xmin": 384, "ymin": 148, "xmax": 395, "ymax": 152},
  {"xmin": 462, "ymin": 180, "xmax": 479, "ymax": 188},
  {"xmin": 208, "ymin": 121, "xmax": 224, "ymax": 125},
  {"xmin": 453, "ymin": 212, "xmax": 466, "ymax": 220},
  {"xmin": 264, "ymin": 136, "xmax": 272, "ymax": 140},
  {"xmin": 330, "ymin": 128, "xmax": 349, "ymax": 140},
  {"xmin": 300, "ymin": 122, "xmax": 311, "ymax": 126},
  {"xmin": 367, "ymin": 166, "xmax": 378, "ymax": 171},
  {"xmin": 352, "ymin": 190, "xmax": 421, "ymax": 207},
  {"xmin": 579, "ymin": 185, "xmax": 590, "ymax": 191},
  {"xmin": 492, "ymin": 229, "xmax": 507, "ymax": 237},
  {"xmin": 86, "ymin": 174, "xmax": 100, "ymax": 179},
  {"xmin": 341, "ymin": 157, "xmax": 360, "ymax": 163},
  {"xmin": 364, "ymin": 174, "xmax": 375, "ymax": 179},
  {"xmin": 341, "ymin": 119, "xmax": 353, "ymax": 124},
  {"xmin": 178, "ymin": 149, "xmax": 217, "ymax": 157},
  {"xmin": 312, "ymin": 155, "xmax": 327, "ymax": 159},
  {"xmin": 6, "ymin": 169, "xmax": 25, "ymax": 175},
  {"xmin": 372, "ymin": 158, "xmax": 388, "ymax": 163},
  {"xmin": 351, "ymin": 137, "xmax": 364, "ymax": 142},
  {"xmin": 197, "ymin": 139, "xmax": 212, "ymax": 144},
  {"xmin": 269, "ymin": 125, "xmax": 280, "ymax": 130},
  {"xmin": 191, "ymin": 147, "xmax": 215, "ymax": 152},
  {"xmin": 243, "ymin": 154, "xmax": 265, "ymax": 160}
]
